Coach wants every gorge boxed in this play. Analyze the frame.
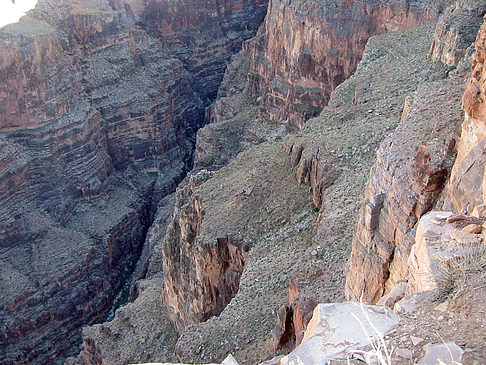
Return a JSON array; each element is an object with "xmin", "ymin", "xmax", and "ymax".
[{"xmin": 1, "ymin": 0, "xmax": 486, "ymax": 364}]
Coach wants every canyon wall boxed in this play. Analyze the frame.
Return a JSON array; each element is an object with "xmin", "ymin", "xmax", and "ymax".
[
  {"xmin": 447, "ymin": 15, "xmax": 486, "ymax": 212},
  {"xmin": 345, "ymin": 0, "xmax": 485, "ymax": 303},
  {"xmin": 244, "ymin": 0, "xmax": 450, "ymax": 127},
  {"xmin": 161, "ymin": 15, "xmax": 467, "ymax": 365},
  {"xmin": 0, "ymin": 0, "xmax": 268, "ymax": 363}
]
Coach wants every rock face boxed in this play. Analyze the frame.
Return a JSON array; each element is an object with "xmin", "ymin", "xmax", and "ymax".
[
  {"xmin": 245, "ymin": 0, "xmax": 448, "ymax": 127},
  {"xmin": 428, "ymin": 0, "xmax": 485, "ymax": 66},
  {"xmin": 0, "ymin": 0, "xmax": 268, "ymax": 363},
  {"xmin": 407, "ymin": 211, "xmax": 484, "ymax": 293},
  {"xmin": 163, "ymin": 143, "xmax": 312, "ymax": 364},
  {"xmin": 345, "ymin": 4, "xmax": 485, "ymax": 304},
  {"xmin": 447, "ymin": 16, "xmax": 486, "ymax": 212},
  {"xmin": 162, "ymin": 171, "xmax": 249, "ymax": 332},
  {"xmin": 70, "ymin": 275, "xmax": 179, "ymax": 365}
]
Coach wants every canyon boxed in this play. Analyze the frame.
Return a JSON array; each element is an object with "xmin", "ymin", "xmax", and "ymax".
[
  {"xmin": 0, "ymin": 0, "xmax": 267, "ymax": 363},
  {"xmin": 1, "ymin": 0, "xmax": 486, "ymax": 364}
]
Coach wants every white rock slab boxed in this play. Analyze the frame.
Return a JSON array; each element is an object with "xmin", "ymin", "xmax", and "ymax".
[{"xmin": 280, "ymin": 302, "xmax": 398, "ymax": 365}]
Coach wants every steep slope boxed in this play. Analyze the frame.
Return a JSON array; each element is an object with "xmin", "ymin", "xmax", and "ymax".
[
  {"xmin": 164, "ymin": 22, "xmax": 457, "ymax": 364},
  {"xmin": 345, "ymin": 0, "xmax": 485, "ymax": 303},
  {"xmin": 0, "ymin": 0, "xmax": 268, "ymax": 363}
]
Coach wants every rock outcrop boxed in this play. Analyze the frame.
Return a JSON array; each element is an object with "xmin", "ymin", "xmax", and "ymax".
[
  {"xmin": 281, "ymin": 302, "xmax": 398, "ymax": 365},
  {"xmin": 447, "ymin": 15, "xmax": 486, "ymax": 212},
  {"xmin": 245, "ymin": 0, "xmax": 449, "ymax": 127},
  {"xmin": 162, "ymin": 171, "xmax": 249, "ymax": 332},
  {"xmin": 163, "ymin": 143, "xmax": 312, "ymax": 364},
  {"xmin": 0, "ymin": 0, "xmax": 268, "ymax": 362},
  {"xmin": 428, "ymin": 0, "xmax": 485, "ymax": 66},
  {"xmin": 345, "ymin": 2, "xmax": 485, "ymax": 304}
]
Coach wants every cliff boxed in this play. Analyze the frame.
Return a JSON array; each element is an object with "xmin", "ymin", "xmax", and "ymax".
[
  {"xmin": 244, "ymin": 0, "xmax": 450, "ymax": 127},
  {"xmin": 161, "ymin": 18, "xmax": 461, "ymax": 365},
  {"xmin": 0, "ymin": 0, "xmax": 267, "ymax": 363},
  {"xmin": 345, "ymin": 0, "xmax": 485, "ymax": 303},
  {"xmin": 447, "ymin": 13, "xmax": 486, "ymax": 212}
]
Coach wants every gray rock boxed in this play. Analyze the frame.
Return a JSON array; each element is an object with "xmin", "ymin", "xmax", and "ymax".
[{"xmin": 418, "ymin": 342, "xmax": 464, "ymax": 365}]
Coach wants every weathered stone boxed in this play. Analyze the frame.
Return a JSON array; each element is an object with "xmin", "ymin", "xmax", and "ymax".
[
  {"xmin": 448, "ymin": 16, "xmax": 486, "ymax": 213},
  {"xmin": 410, "ymin": 335, "xmax": 425, "ymax": 346},
  {"xmin": 395, "ymin": 348, "xmax": 413, "ymax": 359},
  {"xmin": 451, "ymin": 228, "xmax": 483, "ymax": 244},
  {"xmin": 376, "ymin": 281, "xmax": 407, "ymax": 309},
  {"xmin": 472, "ymin": 204, "xmax": 486, "ymax": 219},
  {"xmin": 408, "ymin": 211, "xmax": 457, "ymax": 292},
  {"xmin": 258, "ymin": 356, "xmax": 283, "ymax": 365},
  {"xmin": 418, "ymin": 342, "xmax": 464, "ymax": 365},
  {"xmin": 280, "ymin": 303, "xmax": 398, "ymax": 365},
  {"xmin": 394, "ymin": 290, "xmax": 439, "ymax": 315},
  {"xmin": 429, "ymin": 0, "xmax": 485, "ymax": 65},
  {"xmin": 272, "ymin": 305, "xmax": 294, "ymax": 351}
]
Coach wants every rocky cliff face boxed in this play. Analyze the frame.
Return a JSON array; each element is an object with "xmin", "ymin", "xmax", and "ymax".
[
  {"xmin": 162, "ymin": 171, "xmax": 249, "ymax": 332},
  {"xmin": 0, "ymin": 0, "xmax": 267, "ymax": 363},
  {"xmin": 244, "ymin": 0, "xmax": 449, "ymax": 127},
  {"xmin": 162, "ymin": 17, "xmax": 463, "ymax": 364},
  {"xmin": 447, "ymin": 15, "xmax": 486, "ymax": 212},
  {"xmin": 428, "ymin": 0, "xmax": 485, "ymax": 66},
  {"xmin": 345, "ymin": 0, "xmax": 485, "ymax": 303}
]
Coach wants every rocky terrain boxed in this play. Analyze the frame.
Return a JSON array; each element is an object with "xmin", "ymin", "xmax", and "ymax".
[
  {"xmin": 2, "ymin": 0, "xmax": 486, "ymax": 364},
  {"xmin": 0, "ymin": 0, "xmax": 267, "ymax": 363}
]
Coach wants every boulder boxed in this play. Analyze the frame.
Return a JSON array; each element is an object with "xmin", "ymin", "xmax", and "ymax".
[
  {"xmin": 418, "ymin": 342, "xmax": 464, "ymax": 365},
  {"xmin": 280, "ymin": 303, "xmax": 398, "ymax": 365}
]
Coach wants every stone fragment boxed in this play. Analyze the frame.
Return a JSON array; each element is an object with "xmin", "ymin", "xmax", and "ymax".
[
  {"xmin": 221, "ymin": 354, "xmax": 239, "ymax": 365},
  {"xmin": 272, "ymin": 305, "xmax": 294, "ymax": 350},
  {"xmin": 280, "ymin": 303, "xmax": 398, "ymax": 365},
  {"xmin": 472, "ymin": 204, "xmax": 486, "ymax": 219},
  {"xmin": 418, "ymin": 342, "xmax": 464, "ymax": 365},
  {"xmin": 410, "ymin": 335, "xmax": 425, "ymax": 346},
  {"xmin": 258, "ymin": 356, "xmax": 283, "ymax": 365},
  {"xmin": 395, "ymin": 348, "xmax": 413, "ymax": 359},
  {"xmin": 450, "ymin": 229, "xmax": 483, "ymax": 245},
  {"xmin": 376, "ymin": 281, "xmax": 407, "ymax": 308},
  {"xmin": 462, "ymin": 223, "xmax": 482, "ymax": 234},
  {"xmin": 395, "ymin": 291, "xmax": 438, "ymax": 315}
]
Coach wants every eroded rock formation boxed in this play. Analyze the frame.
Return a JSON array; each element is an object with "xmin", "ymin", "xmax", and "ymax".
[
  {"xmin": 447, "ymin": 15, "xmax": 486, "ymax": 212},
  {"xmin": 0, "ymin": 0, "xmax": 268, "ymax": 362},
  {"xmin": 345, "ymin": 1, "xmax": 485, "ymax": 303},
  {"xmin": 162, "ymin": 171, "xmax": 249, "ymax": 332},
  {"xmin": 245, "ymin": 0, "xmax": 449, "ymax": 127}
]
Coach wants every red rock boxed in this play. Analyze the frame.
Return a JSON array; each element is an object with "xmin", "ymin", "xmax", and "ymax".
[
  {"xmin": 245, "ymin": 0, "xmax": 443, "ymax": 127},
  {"xmin": 448, "ymin": 17, "xmax": 486, "ymax": 213}
]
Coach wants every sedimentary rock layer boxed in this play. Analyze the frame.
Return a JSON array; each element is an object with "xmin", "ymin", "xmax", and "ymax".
[
  {"xmin": 447, "ymin": 16, "xmax": 486, "ymax": 212},
  {"xmin": 245, "ymin": 0, "xmax": 449, "ymax": 127},
  {"xmin": 345, "ymin": 2, "xmax": 485, "ymax": 303},
  {"xmin": 0, "ymin": 0, "xmax": 268, "ymax": 362}
]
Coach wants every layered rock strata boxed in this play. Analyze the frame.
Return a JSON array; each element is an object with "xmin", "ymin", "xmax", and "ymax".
[
  {"xmin": 163, "ymin": 143, "xmax": 312, "ymax": 364},
  {"xmin": 0, "ymin": 0, "xmax": 268, "ymax": 362},
  {"xmin": 245, "ymin": 0, "xmax": 450, "ymax": 127},
  {"xmin": 169, "ymin": 23, "xmax": 458, "ymax": 364},
  {"xmin": 345, "ymin": 3, "xmax": 485, "ymax": 304},
  {"xmin": 428, "ymin": 0, "xmax": 485, "ymax": 66},
  {"xmin": 447, "ymin": 15, "xmax": 486, "ymax": 212}
]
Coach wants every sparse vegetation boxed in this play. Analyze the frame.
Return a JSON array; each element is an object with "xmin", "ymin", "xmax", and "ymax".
[{"xmin": 437, "ymin": 244, "xmax": 486, "ymax": 300}]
